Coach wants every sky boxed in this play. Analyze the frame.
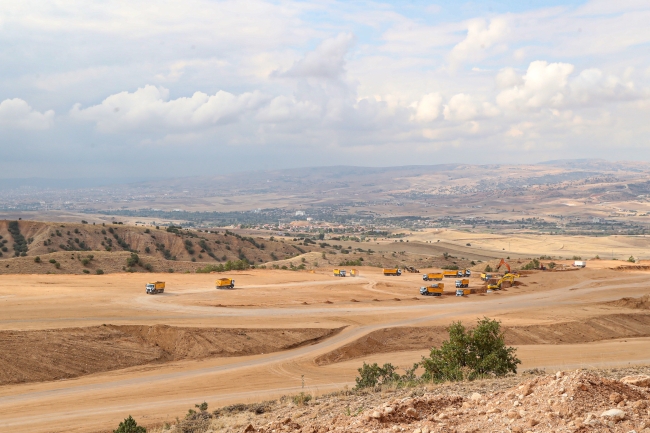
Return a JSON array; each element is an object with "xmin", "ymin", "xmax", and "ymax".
[{"xmin": 1, "ymin": 0, "xmax": 649, "ymax": 179}]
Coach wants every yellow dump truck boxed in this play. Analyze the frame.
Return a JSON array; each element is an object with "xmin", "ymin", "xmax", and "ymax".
[
  {"xmin": 350, "ymin": 269, "xmax": 358, "ymax": 277},
  {"xmin": 383, "ymin": 268, "xmax": 402, "ymax": 276},
  {"xmin": 216, "ymin": 277, "xmax": 235, "ymax": 289},
  {"xmin": 455, "ymin": 278, "xmax": 469, "ymax": 288},
  {"xmin": 420, "ymin": 283, "xmax": 444, "ymax": 296},
  {"xmin": 422, "ymin": 272, "xmax": 443, "ymax": 281},
  {"xmin": 146, "ymin": 281, "xmax": 165, "ymax": 294},
  {"xmin": 333, "ymin": 269, "xmax": 346, "ymax": 277},
  {"xmin": 443, "ymin": 270, "xmax": 460, "ymax": 278},
  {"xmin": 455, "ymin": 288, "xmax": 471, "ymax": 296}
]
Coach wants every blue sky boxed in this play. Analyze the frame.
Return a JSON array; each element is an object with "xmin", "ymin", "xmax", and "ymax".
[{"xmin": 0, "ymin": 0, "xmax": 649, "ymax": 178}]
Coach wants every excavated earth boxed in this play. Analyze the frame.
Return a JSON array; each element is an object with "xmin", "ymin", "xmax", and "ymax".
[
  {"xmin": 0, "ymin": 325, "xmax": 342, "ymax": 385},
  {"xmin": 151, "ymin": 367, "xmax": 650, "ymax": 433},
  {"xmin": 316, "ymin": 313, "xmax": 650, "ymax": 365}
]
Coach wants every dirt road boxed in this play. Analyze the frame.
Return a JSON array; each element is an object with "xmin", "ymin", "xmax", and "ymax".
[{"xmin": 0, "ymin": 267, "xmax": 649, "ymax": 432}]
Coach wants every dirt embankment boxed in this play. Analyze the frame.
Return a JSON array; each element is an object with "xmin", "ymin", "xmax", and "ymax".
[
  {"xmin": 607, "ymin": 295, "xmax": 650, "ymax": 310},
  {"xmin": 0, "ymin": 325, "xmax": 342, "ymax": 385},
  {"xmin": 316, "ymin": 314, "xmax": 650, "ymax": 365}
]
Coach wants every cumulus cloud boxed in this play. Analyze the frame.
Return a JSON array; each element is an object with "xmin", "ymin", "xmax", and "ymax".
[
  {"xmin": 449, "ymin": 18, "xmax": 509, "ymax": 66},
  {"xmin": 0, "ymin": 99, "xmax": 54, "ymax": 130},
  {"xmin": 412, "ymin": 93, "xmax": 443, "ymax": 123},
  {"xmin": 70, "ymin": 85, "xmax": 267, "ymax": 133},
  {"xmin": 443, "ymin": 93, "xmax": 499, "ymax": 121},
  {"xmin": 274, "ymin": 33, "xmax": 354, "ymax": 80},
  {"xmin": 496, "ymin": 61, "xmax": 574, "ymax": 110}
]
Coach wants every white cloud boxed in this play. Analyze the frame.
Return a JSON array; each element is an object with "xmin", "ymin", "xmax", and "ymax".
[
  {"xmin": 496, "ymin": 61, "xmax": 574, "ymax": 110},
  {"xmin": 70, "ymin": 85, "xmax": 267, "ymax": 133},
  {"xmin": 0, "ymin": 99, "xmax": 54, "ymax": 129},
  {"xmin": 274, "ymin": 33, "xmax": 354, "ymax": 80},
  {"xmin": 412, "ymin": 92, "xmax": 443, "ymax": 123},
  {"xmin": 443, "ymin": 93, "xmax": 499, "ymax": 121},
  {"xmin": 449, "ymin": 17, "xmax": 509, "ymax": 66}
]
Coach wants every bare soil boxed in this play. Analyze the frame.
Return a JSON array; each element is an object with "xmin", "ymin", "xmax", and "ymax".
[
  {"xmin": 607, "ymin": 294, "xmax": 650, "ymax": 310},
  {"xmin": 0, "ymin": 325, "xmax": 341, "ymax": 386},
  {"xmin": 316, "ymin": 313, "xmax": 650, "ymax": 365}
]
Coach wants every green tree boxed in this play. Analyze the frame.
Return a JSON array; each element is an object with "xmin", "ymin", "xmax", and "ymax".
[
  {"xmin": 484, "ymin": 264, "xmax": 493, "ymax": 272},
  {"xmin": 421, "ymin": 318, "xmax": 520, "ymax": 382},
  {"xmin": 113, "ymin": 415, "xmax": 146, "ymax": 433}
]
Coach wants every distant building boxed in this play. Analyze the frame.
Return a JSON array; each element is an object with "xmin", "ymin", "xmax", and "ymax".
[{"xmin": 295, "ymin": 211, "xmax": 305, "ymax": 216}]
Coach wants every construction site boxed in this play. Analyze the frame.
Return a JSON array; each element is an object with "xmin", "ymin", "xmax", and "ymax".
[{"xmin": 1, "ymin": 240, "xmax": 650, "ymax": 432}]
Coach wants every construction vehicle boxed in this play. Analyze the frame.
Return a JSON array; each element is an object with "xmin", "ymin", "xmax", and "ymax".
[
  {"xmin": 487, "ymin": 274, "xmax": 517, "ymax": 290},
  {"xmin": 422, "ymin": 272, "xmax": 443, "ymax": 281},
  {"xmin": 443, "ymin": 270, "xmax": 458, "ymax": 278},
  {"xmin": 333, "ymin": 269, "xmax": 346, "ymax": 277},
  {"xmin": 383, "ymin": 268, "xmax": 402, "ymax": 276},
  {"xmin": 456, "ymin": 288, "xmax": 471, "ymax": 296},
  {"xmin": 420, "ymin": 283, "xmax": 444, "ymax": 296},
  {"xmin": 350, "ymin": 269, "xmax": 358, "ymax": 277},
  {"xmin": 404, "ymin": 266, "xmax": 420, "ymax": 273},
  {"xmin": 481, "ymin": 272, "xmax": 500, "ymax": 281},
  {"xmin": 495, "ymin": 258, "xmax": 511, "ymax": 273},
  {"xmin": 216, "ymin": 277, "xmax": 235, "ymax": 289},
  {"xmin": 455, "ymin": 278, "xmax": 469, "ymax": 288},
  {"xmin": 146, "ymin": 281, "xmax": 165, "ymax": 294},
  {"xmin": 462, "ymin": 269, "xmax": 472, "ymax": 277}
]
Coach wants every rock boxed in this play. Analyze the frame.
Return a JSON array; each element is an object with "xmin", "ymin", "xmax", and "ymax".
[
  {"xmin": 513, "ymin": 400, "xmax": 521, "ymax": 407},
  {"xmin": 506, "ymin": 410, "xmax": 520, "ymax": 419},
  {"xmin": 600, "ymin": 408, "xmax": 626, "ymax": 421},
  {"xmin": 511, "ymin": 427, "xmax": 523, "ymax": 433},
  {"xmin": 521, "ymin": 384, "xmax": 532, "ymax": 396},
  {"xmin": 243, "ymin": 424, "xmax": 255, "ymax": 433},
  {"xmin": 384, "ymin": 407, "xmax": 394, "ymax": 415},
  {"xmin": 405, "ymin": 407, "xmax": 417, "ymax": 417},
  {"xmin": 438, "ymin": 413, "xmax": 448, "ymax": 420},
  {"xmin": 528, "ymin": 419, "xmax": 539, "ymax": 427},
  {"xmin": 556, "ymin": 371, "xmax": 564, "ymax": 379},
  {"xmin": 470, "ymin": 393, "xmax": 482, "ymax": 401},
  {"xmin": 611, "ymin": 393, "xmax": 624, "ymax": 404},
  {"xmin": 632, "ymin": 400, "xmax": 647, "ymax": 410},
  {"xmin": 370, "ymin": 411, "xmax": 382, "ymax": 419},
  {"xmin": 621, "ymin": 375, "xmax": 650, "ymax": 388},
  {"xmin": 412, "ymin": 429, "xmax": 421, "ymax": 433},
  {"xmin": 487, "ymin": 408, "xmax": 501, "ymax": 414},
  {"xmin": 421, "ymin": 428, "xmax": 429, "ymax": 433},
  {"xmin": 461, "ymin": 402, "xmax": 471, "ymax": 409}
]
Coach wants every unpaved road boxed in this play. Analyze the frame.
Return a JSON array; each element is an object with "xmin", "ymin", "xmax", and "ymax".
[{"xmin": 0, "ymin": 266, "xmax": 649, "ymax": 432}]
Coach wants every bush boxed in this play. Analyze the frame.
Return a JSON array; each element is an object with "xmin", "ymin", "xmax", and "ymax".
[
  {"xmin": 628, "ymin": 256, "xmax": 636, "ymax": 263},
  {"xmin": 113, "ymin": 415, "xmax": 146, "ymax": 433},
  {"xmin": 521, "ymin": 259, "xmax": 540, "ymax": 270},
  {"xmin": 49, "ymin": 258, "xmax": 57, "ymax": 264},
  {"xmin": 83, "ymin": 269, "xmax": 90, "ymax": 274},
  {"xmin": 144, "ymin": 246, "xmax": 150, "ymax": 253},
  {"xmin": 355, "ymin": 362, "xmax": 399, "ymax": 389},
  {"xmin": 484, "ymin": 265, "xmax": 492, "ymax": 272},
  {"xmin": 421, "ymin": 318, "xmax": 520, "ymax": 382},
  {"xmin": 82, "ymin": 258, "xmax": 90, "ymax": 266},
  {"xmin": 54, "ymin": 262, "xmax": 61, "ymax": 269},
  {"xmin": 96, "ymin": 269, "xmax": 104, "ymax": 275},
  {"xmin": 126, "ymin": 253, "xmax": 139, "ymax": 267},
  {"xmin": 34, "ymin": 256, "xmax": 41, "ymax": 263},
  {"xmin": 441, "ymin": 264, "xmax": 459, "ymax": 270}
]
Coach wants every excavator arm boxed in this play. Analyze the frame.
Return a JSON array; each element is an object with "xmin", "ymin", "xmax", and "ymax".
[{"xmin": 495, "ymin": 258, "xmax": 511, "ymax": 273}]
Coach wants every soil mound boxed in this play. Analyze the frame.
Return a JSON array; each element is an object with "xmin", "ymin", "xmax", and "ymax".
[
  {"xmin": 316, "ymin": 314, "xmax": 650, "ymax": 365},
  {"xmin": 607, "ymin": 294, "xmax": 650, "ymax": 310},
  {"xmin": 0, "ymin": 325, "xmax": 341, "ymax": 385},
  {"xmin": 218, "ymin": 370, "xmax": 650, "ymax": 433}
]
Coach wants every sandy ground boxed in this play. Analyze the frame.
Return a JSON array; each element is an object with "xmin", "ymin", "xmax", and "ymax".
[{"xmin": 1, "ymin": 265, "xmax": 650, "ymax": 432}]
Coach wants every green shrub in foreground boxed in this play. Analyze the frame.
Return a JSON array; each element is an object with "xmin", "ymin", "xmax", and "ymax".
[{"xmin": 113, "ymin": 415, "xmax": 146, "ymax": 433}]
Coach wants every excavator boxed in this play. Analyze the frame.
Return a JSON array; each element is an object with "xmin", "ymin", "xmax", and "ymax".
[
  {"xmin": 487, "ymin": 273, "xmax": 518, "ymax": 290},
  {"xmin": 495, "ymin": 258, "xmax": 511, "ymax": 274}
]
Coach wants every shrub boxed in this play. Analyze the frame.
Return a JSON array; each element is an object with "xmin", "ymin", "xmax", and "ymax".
[
  {"xmin": 548, "ymin": 262, "xmax": 556, "ymax": 269},
  {"xmin": 34, "ymin": 256, "xmax": 41, "ymax": 263},
  {"xmin": 441, "ymin": 265, "xmax": 459, "ymax": 270},
  {"xmin": 54, "ymin": 262, "xmax": 61, "ymax": 269},
  {"xmin": 144, "ymin": 263, "xmax": 153, "ymax": 272},
  {"xmin": 421, "ymin": 318, "xmax": 520, "ymax": 382},
  {"xmin": 96, "ymin": 269, "xmax": 104, "ymax": 275},
  {"xmin": 113, "ymin": 415, "xmax": 146, "ymax": 433},
  {"xmin": 126, "ymin": 253, "xmax": 139, "ymax": 267},
  {"xmin": 83, "ymin": 269, "xmax": 90, "ymax": 274},
  {"xmin": 628, "ymin": 256, "xmax": 636, "ymax": 263},
  {"xmin": 49, "ymin": 258, "xmax": 57, "ymax": 264},
  {"xmin": 521, "ymin": 259, "xmax": 540, "ymax": 270},
  {"xmin": 484, "ymin": 265, "xmax": 492, "ymax": 272},
  {"xmin": 82, "ymin": 258, "xmax": 90, "ymax": 266},
  {"xmin": 144, "ymin": 246, "xmax": 150, "ymax": 253},
  {"xmin": 355, "ymin": 362, "xmax": 399, "ymax": 389}
]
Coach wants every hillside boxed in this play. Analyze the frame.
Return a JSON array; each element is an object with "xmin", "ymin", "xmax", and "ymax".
[{"xmin": 0, "ymin": 220, "xmax": 319, "ymax": 273}]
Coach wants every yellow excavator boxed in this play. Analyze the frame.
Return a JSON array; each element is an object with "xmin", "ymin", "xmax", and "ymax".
[{"xmin": 487, "ymin": 273, "xmax": 518, "ymax": 290}]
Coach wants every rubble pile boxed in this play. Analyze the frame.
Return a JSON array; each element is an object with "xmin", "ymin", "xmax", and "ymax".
[{"xmin": 244, "ymin": 371, "xmax": 650, "ymax": 433}]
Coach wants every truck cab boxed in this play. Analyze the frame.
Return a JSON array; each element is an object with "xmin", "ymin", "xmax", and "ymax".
[{"xmin": 146, "ymin": 281, "xmax": 165, "ymax": 294}]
